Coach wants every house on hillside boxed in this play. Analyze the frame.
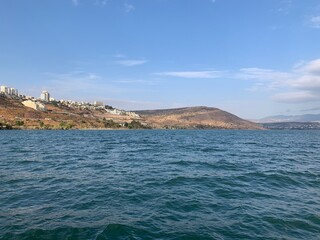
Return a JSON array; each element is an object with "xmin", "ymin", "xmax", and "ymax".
[{"xmin": 22, "ymin": 100, "xmax": 46, "ymax": 111}]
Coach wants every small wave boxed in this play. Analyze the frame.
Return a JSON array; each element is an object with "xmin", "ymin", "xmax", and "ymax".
[
  {"xmin": 96, "ymin": 224, "xmax": 154, "ymax": 240},
  {"xmin": 96, "ymin": 224, "xmax": 216, "ymax": 240},
  {"xmin": 1, "ymin": 227, "xmax": 98, "ymax": 240}
]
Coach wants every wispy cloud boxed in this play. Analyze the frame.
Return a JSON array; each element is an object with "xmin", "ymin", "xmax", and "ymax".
[
  {"xmin": 237, "ymin": 59, "xmax": 320, "ymax": 103},
  {"xmin": 155, "ymin": 70, "xmax": 224, "ymax": 79},
  {"xmin": 272, "ymin": 91, "xmax": 320, "ymax": 103},
  {"xmin": 94, "ymin": 0, "xmax": 108, "ymax": 6},
  {"xmin": 43, "ymin": 71, "xmax": 128, "ymax": 101},
  {"xmin": 237, "ymin": 68, "xmax": 291, "ymax": 82},
  {"xmin": 309, "ymin": 16, "xmax": 320, "ymax": 28},
  {"xmin": 71, "ymin": 0, "xmax": 79, "ymax": 6},
  {"xmin": 71, "ymin": 0, "xmax": 109, "ymax": 7},
  {"xmin": 124, "ymin": 3, "xmax": 135, "ymax": 13},
  {"xmin": 115, "ymin": 59, "xmax": 147, "ymax": 67},
  {"xmin": 156, "ymin": 58, "xmax": 320, "ymax": 103},
  {"xmin": 276, "ymin": 0, "xmax": 293, "ymax": 15},
  {"xmin": 301, "ymin": 106, "xmax": 320, "ymax": 112},
  {"xmin": 113, "ymin": 53, "xmax": 127, "ymax": 59},
  {"xmin": 114, "ymin": 79, "xmax": 158, "ymax": 85}
]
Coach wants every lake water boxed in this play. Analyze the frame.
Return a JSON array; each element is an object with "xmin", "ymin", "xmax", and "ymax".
[{"xmin": 1, "ymin": 130, "xmax": 320, "ymax": 239}]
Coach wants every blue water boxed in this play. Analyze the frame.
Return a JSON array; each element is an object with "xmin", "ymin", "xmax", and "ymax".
[{"xmin": 0, "ymin": 130, "xmax": 320, "ymax": 239}]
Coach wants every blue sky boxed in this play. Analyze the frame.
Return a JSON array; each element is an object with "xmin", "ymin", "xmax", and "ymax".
[{"xmin": 1, "ymin": 0, "xmax": 320, "ymax": 119}]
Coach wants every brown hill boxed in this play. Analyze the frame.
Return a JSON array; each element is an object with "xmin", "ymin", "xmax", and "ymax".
[
  {"xmin": 136, "ymin": 106, "xmax": 264, "ymax": 130},
  {"xmin": 0, "ymin": 96, "xmax": 263, "ymax": 130}
]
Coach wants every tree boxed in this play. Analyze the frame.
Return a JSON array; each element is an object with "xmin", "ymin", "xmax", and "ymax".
[{"xmin": 15, "ymin": 120, "xmax": 24, "ymax": 126}]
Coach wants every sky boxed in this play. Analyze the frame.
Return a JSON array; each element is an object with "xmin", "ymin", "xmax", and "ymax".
[{"xmin": 1, "ymin": 0, "xmax": 320, "ymax": 119}]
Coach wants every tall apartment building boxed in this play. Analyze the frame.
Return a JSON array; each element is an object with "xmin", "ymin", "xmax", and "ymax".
[
  {"xmin": 0, "ymin": 86, "xmax": 8, "ymax": 94},
  {"xmin": 0, "ymin": 86, "xmax": 18, "ymax": 96},
  {"xmin": 40, "ymin": 90, "xmax": 50, "ymax": 102},
  {"xmin": 11, "ymin": 88, "xmax": 18, "ymax": 96}
]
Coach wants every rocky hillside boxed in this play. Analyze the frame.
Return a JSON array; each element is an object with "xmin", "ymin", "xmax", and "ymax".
[
  {"xmin": 136, "ymin": 106, "xmax": 264, "ymax": 130},
  {"xmin": 0, "ymin": 95, "xmax": 144, "ymax": 130},
  {"xmin": 0, "ymin": 96, "xmax": 263, "ymax": 130}
]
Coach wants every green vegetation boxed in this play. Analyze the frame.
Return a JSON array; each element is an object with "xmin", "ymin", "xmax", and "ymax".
[
  {"xmin": 39, "ymin": 121, "xmax": 44, "ymax": 128},
  {"xmin": 103, "ymin": 119, "xmax": 121, "ymax": 128},
  {"xmin": 59, "ymin": 121, "xmax": 74, "ymax": 130},
  {"xmin": 0, "ymin": 122, "xmax": 13, "ymax": 130},
  {"xmin": 43, "ymin": 124, "xmax": 51, "ymax": 130},
  {"xmin": 51, "ymin": 100, "xmax": 60, "ymax": 107},
  {"xmin": 125, "ymin": 120, "xmax": 150, "ymax": 129},
  {"xmin": 15, "ymin": 120, "xmax": 24, "ymax": 126},
  {"xmin": 105, "ymin": 105, "xmax": 114, "ymax": 110}
]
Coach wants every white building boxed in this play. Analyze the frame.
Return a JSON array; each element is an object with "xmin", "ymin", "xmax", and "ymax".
[
  {"xmin": 22, "ymin": 100, "xmax": 46, "ymax": 111},
  {"xmin": 94, "ymin": 101, "xmax": 104, "ymax": 106},
  {"xmin": 0, "ymin": 86, "xmax": 18, "ymax": 96},
  {"xmin": 40, "ymin": 90, "xmax": 50, "ymax": 102},
  {"xmin": 10, "ymin": 88, "xmax": 18, "ymax": 96},
  {"xmin": 0, "ymin": 86, "xmax": 8, "ymax": 94}
]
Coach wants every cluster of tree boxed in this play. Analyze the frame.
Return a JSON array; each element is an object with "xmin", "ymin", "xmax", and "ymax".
[
  {"xmin": 103, "ymin": 119, "xmax": 121, "ymax": 128},
  {"xmin": 125, "ymin": 120, "xmax": 150, "ymax": 129},
  {"xmin": 15, "ymin": 120, "xmax": 24, "ymax": 126},
  {"xmin": 59, "ymin": 121, "xmax": 74, "ymax": 130},
  {"xmin": 0, "ymin": 122, "xmax": 13, "ymax": 130},
  {"xmin": 37, "ymin": 121, "xmax": 52, "ymax": 130},
  {"xmin": 102, "ymin": 118, "xmax": 150, "ymax": 129},
  {"xmin": 105, "ymin": 105, "xmax": 114, "ymax": 110}
]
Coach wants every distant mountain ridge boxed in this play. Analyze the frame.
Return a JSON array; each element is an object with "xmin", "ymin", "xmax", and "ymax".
[
  {"xmin": 262, "ymin": 122, "xmax": 320, "ymax": 130},
  {"xmin": 257, "ymin": 113, "xmax": 320, "ymax": 123}
]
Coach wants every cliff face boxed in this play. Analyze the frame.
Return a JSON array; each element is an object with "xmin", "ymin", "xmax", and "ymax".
[{"xmin": 136, "ymin": 106, "xmax": 264, "ymax": 130}]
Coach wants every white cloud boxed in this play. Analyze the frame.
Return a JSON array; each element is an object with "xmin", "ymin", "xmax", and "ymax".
[
  {"xmin": 301, "ymin": 107, "xmax": 320, "ymax": 112},
  {"xmin": 71, "ymin": 0, "xmax": 79, "ymax": 6},
  {"xmin": 114, "ymin": 79, "xmax": 158, "ymax": 85},
  {"xmin": 124, "ymin": 3, "xmax": 135, "ymax": 13},
  {"xmin": 237, "ymin": 59, "xmax": 320, "ymax": 103},
  {"xmin": 113, "ymin": 53, "xmax": 127, "ymax": 59},
  {"xmin": 43, "ymin": 71, "xmax": 128, "ymax": 101},
  {"xmin": 156, "ymin": 58, "xmax": 320, "ymax": 103},
  {"xmin": 298, "ymin": 59, "xmax": 320, "ymax": 75},
  {"xmin": 155, "ymin": 71, "xmax": 224, "ymax": 79},
  {"xmin": 293, "ymin": 75, "xmax": 320, "ymax": 90},
  {"xmin": 71, "ymin": 0, "xmax": 109, "ymax": 7},
  {"xmin": 276, "ymin": 0, "xmax": 292, "ymax": 15},
  {"xmin": 272, "ymin": 91, "xmax": 320, "ymax": 103},
  {"xmin": 237, "ymin": 68, "xmax": 291, "ymax": 82},
  {"xmin": 115, "ymin": 59, "xmax": 147, "ymax": 67},
  {"xmin": 310, "ymin": 16, "xmax": 320, "ymax": 28},
  {"xmin": 94, "ymin": 0, "xmax": 108, "ymax": 6}
]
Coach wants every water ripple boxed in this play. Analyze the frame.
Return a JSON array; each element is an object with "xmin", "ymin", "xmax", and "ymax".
[{"xmin": 1, "ymin": 130, "xmax": 320, "ymax": 239}]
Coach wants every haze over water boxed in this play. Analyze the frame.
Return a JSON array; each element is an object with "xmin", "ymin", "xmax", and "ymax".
[{"xmin": 1, "ymin": 130, "xmax": 320, "ymax": 239}]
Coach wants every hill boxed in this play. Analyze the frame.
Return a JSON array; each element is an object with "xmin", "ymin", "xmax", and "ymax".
[
  {"xmin": 136, "ymin": 106, "xmax": 264, "ymax": 130},
  {"xmin": 0, "ymin": 95, "xmax": 144, "ymax": 130},
  {"xmin": 0, "ymin": 96, "xmax": 263, "ymax": 130}
]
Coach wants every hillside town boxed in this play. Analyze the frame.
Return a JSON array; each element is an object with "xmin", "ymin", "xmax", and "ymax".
[
  {"xmin": 0, "ymin": 85, "xmax": 140, "ymax": 118},
  {"xmin": 0, "ymin": 85, "xmax": 266, "ymax": 131}
]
